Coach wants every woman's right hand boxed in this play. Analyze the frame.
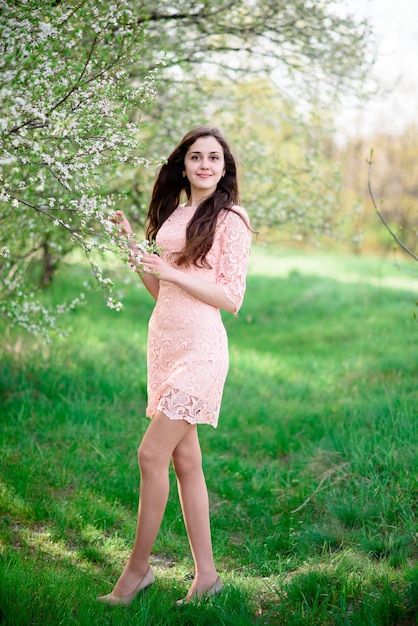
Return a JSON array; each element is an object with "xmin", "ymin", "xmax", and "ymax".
[
  {"xmin": 111, "ymin": 211, "xmax": 160, "ymax": 300},
  {"xmin": 112, "ymin": 210, "xmax": 132, "ymax": 238}
]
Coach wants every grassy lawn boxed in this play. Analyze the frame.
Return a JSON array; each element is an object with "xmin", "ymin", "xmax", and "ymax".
[{"xmin": 0, "ymin": 245, "xmax": 417, "ymax": 625}]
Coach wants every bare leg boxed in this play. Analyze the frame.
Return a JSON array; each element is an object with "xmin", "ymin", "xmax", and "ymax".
[
  {"xmin": 109, "ymin": 411, "xmax": 192, "ymax": 597},
  {"xmin": 172, "ymin": 427, "xmax": 219, "ymax": 598}
]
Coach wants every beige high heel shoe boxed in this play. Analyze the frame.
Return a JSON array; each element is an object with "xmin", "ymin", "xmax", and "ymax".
[
  {"xmin": 176, "ymin": 576, "xmax": 223, "ymax": 606},
  {"xmin": 97, "ymin": 566, "xmax": 154, "ymax": 606}
]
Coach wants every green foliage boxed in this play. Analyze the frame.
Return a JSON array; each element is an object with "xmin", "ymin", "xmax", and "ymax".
[{"xmin": 0, "ymin": 247, "xmax": 416, "ymax": 625}]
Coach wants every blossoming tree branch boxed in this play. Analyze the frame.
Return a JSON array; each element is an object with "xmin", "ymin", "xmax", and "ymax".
[{"xmin": 0, "ymin": 0, "xmax": 163, "ymax": 338}]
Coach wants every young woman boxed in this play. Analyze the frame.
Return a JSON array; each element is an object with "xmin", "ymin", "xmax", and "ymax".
[{"xmin": 98, "ymin": 127, "xmax": 252, "ymax": 606}]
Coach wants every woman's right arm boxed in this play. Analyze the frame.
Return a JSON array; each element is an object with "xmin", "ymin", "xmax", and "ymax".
[
  {"xmin": 134, "ymin": 264, "xmax": 160, "ymax": 301},
  {"xmin": 112, "ymin": 210, "xmax": 160, "ymax": 301}
]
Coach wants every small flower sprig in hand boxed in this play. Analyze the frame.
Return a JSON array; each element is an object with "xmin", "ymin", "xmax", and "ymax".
[
  {"xmin": 111, "ymin": 210, "xmax": 162, "ymax": 276},
  {"xmin": 128, "ymin": 238, "xmax": 162, "ymax": 275}
]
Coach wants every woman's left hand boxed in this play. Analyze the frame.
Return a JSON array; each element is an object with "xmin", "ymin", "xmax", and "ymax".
[{"xmin": 140, "ymin": 253, "xmax": 177, "ymax": 282}]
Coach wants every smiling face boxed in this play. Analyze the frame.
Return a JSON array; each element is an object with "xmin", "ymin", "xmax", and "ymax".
[{"xmin": 183, "ymin": 135, "xmax": 225, "ymax": 200}]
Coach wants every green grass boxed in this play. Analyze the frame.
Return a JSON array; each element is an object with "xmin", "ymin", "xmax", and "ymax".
[{"xmin": 1, "ymin": 246, "xmax": 417, "ymax": 625}]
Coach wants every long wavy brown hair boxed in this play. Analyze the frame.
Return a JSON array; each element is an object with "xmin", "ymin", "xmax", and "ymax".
[{"xmin": 145, "ymin": 126, "xmax": 245, "ymax": 267}]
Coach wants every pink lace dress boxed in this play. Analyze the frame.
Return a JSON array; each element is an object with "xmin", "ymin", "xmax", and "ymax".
[{"xmin": 146, "ymin": 204, "xmax": 251, "ymax": 428}]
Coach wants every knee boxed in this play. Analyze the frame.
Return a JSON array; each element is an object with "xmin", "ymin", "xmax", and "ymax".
[
  {"xmin": 172, "ymin": 447, "xmax": 202, "ymax": 480},
  {"xmin": 137, "ymin": 442, "xmax": 156, "ymax": 474}
]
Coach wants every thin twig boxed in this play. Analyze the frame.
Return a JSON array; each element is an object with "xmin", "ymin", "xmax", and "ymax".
[
  {"xmin": 48, "ymin": 36, "xmax": 98, "ymax": 115},
  {"xmin": 367, "ymin": 151, "xmax": 418, "ymax": 262},
  {"xmin": 10, "ymin": 195, "xmax": 84, "ymax": 245},
  {"xmin": 291, "ymin": 463, "xmax": 350, "ymax": 514}
]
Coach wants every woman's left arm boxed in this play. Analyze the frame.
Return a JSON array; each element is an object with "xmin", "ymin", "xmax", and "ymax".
[
  {"xmin": 140, "ymin": 207, "xmax": 252, "ymax": 313},
  {"xmin": 140, "ymin": 254, "xmax": 237, "ymax": 312}
]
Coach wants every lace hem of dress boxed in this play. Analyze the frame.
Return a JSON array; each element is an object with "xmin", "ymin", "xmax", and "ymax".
[{"xmin": 148, "ymin": 388, "xmax": 219, "ymax": 428}]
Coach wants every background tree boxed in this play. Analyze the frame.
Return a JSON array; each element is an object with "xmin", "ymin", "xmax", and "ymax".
[
  {"xmin": 134, "ymin": 0, "xmax": 372, "ymax": 96},
  {"xmin": 0, "ymin": 0, "xmax": 374, "ymax": 338}
]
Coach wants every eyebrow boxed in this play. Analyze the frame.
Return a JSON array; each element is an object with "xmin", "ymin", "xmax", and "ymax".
[{"xmin": 189, "ymin": 150, "xmax": 222, "ymax": 155}]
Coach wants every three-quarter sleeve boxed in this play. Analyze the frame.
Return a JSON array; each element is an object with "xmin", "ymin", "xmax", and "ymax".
[{"xmin": 215, "ymin": 206, "xmax": 252, "ymax": 313}]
